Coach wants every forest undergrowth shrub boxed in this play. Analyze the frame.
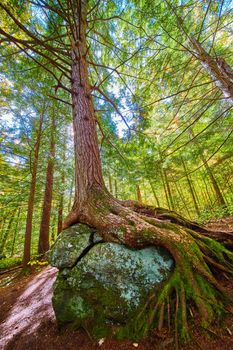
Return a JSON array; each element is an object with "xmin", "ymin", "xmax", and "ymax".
[
  {"xmin": 198, "ymin": 205, "xmax": 233, "ymax": 224},
  {"xmin": 0, "ymin": 257, "xmax": 22, "ymax": 270}
]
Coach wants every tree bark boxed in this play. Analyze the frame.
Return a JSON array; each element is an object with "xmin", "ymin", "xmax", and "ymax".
[
  {"xmin": 11, "ymin": 207, "xmax": 21, "ymax": 257},
  {"xmin": 136, "ymin": 184, "xmax": 143, "ymax": 203},
  {"xmin": 190, "ymin": 38, "xmax": 233, "ymax": 105},
  {"xmin": 114, "ymin": 179, "xmax": 118, "ymax": 199},
  {"xmin": 108, "ymin": 173, "xmax": 113, "ymax": 194},
  {"xmin": 38, "ymin": 114, "xmax": 56, "ymax": 255},
  {"xmin": 63, "ymin": 1, "xmax": 109, "ymax": 228},
  {"xmin": 203, "ymin": 158, "xmax": 227, "ymax": 208},
  {"xmin": 57, "ymin": 169, "xmax": 65, "ymax": 235},
  {"xmin": 148, "ymin": 180, "xmax": 160, "ymax": 207},
  {"xmin": 0, "ymin": 212, "xmax": 15, "ymax": 256},
  {"xmin": 181, "ymin": 158, "xmax": 200, "ymax": 216},
  {"xmin": 23, "ymin": 111, "xmax": 44, "ymax": 267}
]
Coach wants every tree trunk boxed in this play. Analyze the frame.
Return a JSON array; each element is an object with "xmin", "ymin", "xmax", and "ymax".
[
  {"xmin": 68, "ymin": 3, "xmax": 106, "ymax": 217},
  {"xmin": 190, "ymin": 129, "xmax": 227, "ymax": 210},
  {"xmin": 136, "ymin": 184, "xmax": 143, "ymax": 203},
  {"xmin": 57, "ymin": 170, "xmax": 65, "ymax": 235},
  {"xmin": 38, "ymin": 114, "xmax": 56, "ymax": 255},
  {"xmin": 171, "ymin": 175, "xmax": 192, "ymax": 219},
  {"xmin": 164, "ymin": 169, "xmax": 175, "ymax": 210},
  {"xmin": 0, "ymin": 212, "xmax": 15, "ymax": 256},
  {"xmin": 11, "ymin": 207, "xmax": 21, "ymax": 257},
  {"xmin": 191, "ymin": 38, "xmax": 233, "ymax": 105},
  {"xmin": 23, "ymin": 111, "xmax": 44, "ymax": 267},
  {"xmin": 68, "ymin": 175, "xmax": 74, "ymax": 212},
  {"xmin": 203, "ymin": 159, "xmax": 227, "ymax": 209},
  {"xmin": 181, "ymin": 158, "xmax": 200, "ymax": 216},
  {"xmin": 148, "ymin": 180, "xmax": 160, "ymax": 207},
  {"xmin": 114, "ymin": 179, "xmax": 118, "ymax": 199},
  {"xmin": 108, "ymin": 173, "xmax": 113, "ymax": 194}
]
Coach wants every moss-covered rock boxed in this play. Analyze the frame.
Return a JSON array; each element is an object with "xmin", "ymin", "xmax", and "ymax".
[
  {"xmin": 48, "ymin": 224, "xmax": 102, "ymax": 268},
  {"xmin": 49, "ymin": 224, "xmax": 174, "ymax": 339}
]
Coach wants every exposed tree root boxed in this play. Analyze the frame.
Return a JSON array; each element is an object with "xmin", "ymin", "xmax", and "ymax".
[{"xmin": 63, "ymin": 189, "xmax": 233, "ymax": 344}]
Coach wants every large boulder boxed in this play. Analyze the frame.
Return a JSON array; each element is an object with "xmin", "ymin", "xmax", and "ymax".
[{"xmin": 49, "ymin": 224, "xmax": 174, "ymax": 339}]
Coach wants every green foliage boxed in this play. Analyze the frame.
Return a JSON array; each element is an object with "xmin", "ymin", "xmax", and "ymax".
[
  {"xmin": 0, "ymin": 257, "xmax": 21, "ymax": 270},
  {"xmin": 27, "ymin": 259, "xmax": 48, "ymax": 266}
]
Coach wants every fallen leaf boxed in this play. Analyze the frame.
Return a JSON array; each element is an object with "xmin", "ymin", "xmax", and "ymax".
[
  {"xmin": 98, "ymin": 338, "xmax": 105, "ymax": 346},
  {"xmin": 133, "ymin": 343, "xmax": 139, "ymax": 348}
]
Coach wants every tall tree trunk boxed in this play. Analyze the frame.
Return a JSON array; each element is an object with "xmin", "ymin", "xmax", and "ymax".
[
  {"xmin": 11, "ymin": 207, "xmax": 21, "ymax": 257},
  {"xmin": 202, "ymin": 159, "xmax": 227, "ymax": 209},
  {"xmin": 108, "ymin": 173, "xmax": 113, "ymax": 194},
  {"xmin": 114, "ymin": 179, "xmax": 118, "ymax": 199},
  {"xmin": 181, "ymin": 158, "xmax": 200, "ymax": 216},
  {"xmin": 68, "ymin": 175, "xmax": 74, "ymax": 212},
  {"xmin": 68, "ymin": 3, "xmax": 106, "ymax": 221},
  {"xmin": 171, "ymin": 176, "xmax": 192, "ymax": 219},
  {"xmin": 164, "ymin": 169, "xmax": 175, "ymax": 210},
  {"xmin": 38, "ymin": 114, "xmax": 56, "ymax": 255},
  {"xmin": 57, "ymin": 170, "xmax": 65, "ymax": 235},
  {"xmin": 202, "ymin": 175, "xmax": 214, "ymax": 207},
  {"xmin": 190, "ymin": 129, "xmax": 227, "ymax": 210},
  {"xmin": 23, "ymin": 111, "xmax": 44, "ymax": 267},
  {"xmin": 136, "ymin": 184, "xmax": 142, "ymax": 203},
  {"xmin": 160, "ymin": 167, "xmax": 170, "ymax": 209},
  {"xmin": 190, "ymin": 38, "xmax": 233, "ymax": 105},
  {"xmin": 0, "ymin": 212, "xmax": 15, "ymax": 256},
  {"xmin": 148, "ymin": 180, "xmax": 160, "ymax": 207}
]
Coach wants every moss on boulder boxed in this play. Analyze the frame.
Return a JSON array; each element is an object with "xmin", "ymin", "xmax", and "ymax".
[{"xmin": 49, "ymin": 224, "xmax": 174, "ymax": 339}]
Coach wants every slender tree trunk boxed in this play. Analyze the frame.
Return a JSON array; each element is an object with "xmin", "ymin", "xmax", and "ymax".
[
  {"xmin": 57, "ymin": 170, "xmax": 65, "ymax": 235},
  {"xmin": 114, "ymin": 179, "xmax": 118, "ymax": 199},
  {"xmin": 108, "ymin": 173, "xmax": 113, "ymax": 194},
  {"xmin": 149, "ymin": 180, "xmax": 160, "ymax": 207},
  {"xmin": 164, "ymin": 169, "xmax": 175, "ymax": 210},
  {"xmin": 181, "ymin": 158, "xmax": 200, "ymax": 216},
  {"xmin": 136, "ymin": 184, "xmax": 142, "ymax": 203},
  {"xmin": 202, "ymin": 175, "xmax": 214, "ymax": 207},
  {"xmin": 38, "ymin": 114, "xmax": 56, "ymax": 255},
  {"xmin": 68, "ymin": 179, "xmax": 74, "ymax": 212},
  {"xmin": 171, "ymin": 176, "xmax": 192, "ymax": 219},
  {"xmin": 11, "ymin": 208, "xmax": 21, "ymax": 257},
  {"xmin": 0, "ymin": 212, "xmax": 15, "ymax": 255},
  {"xmin": 190, "ymin": 129, "xmax": 227, "ymax": 210},
  {"xmin": 51, "ymin": 214, "xmax": 56, "ymax": 244},
  {"xmin": 160, "ymin": 167, "xmax": 170, "ymax": 209},
  {"xmin": 202, "ymin": 159, "xmax": 227, "ymax": 209},
  {"xmin": 57, "ymin": 136, "xmax": 66, "ymax": 235},
  {"xmin": 191, "ymin": 38, "xmax": 233, "ymax": 105},
  {"xmin": 0, "ymin": 212, "xmax": 6, "ymax": 242},
  {"xmin": 23, "ymin": 111, "xmax": 44, "ymax": 267}
]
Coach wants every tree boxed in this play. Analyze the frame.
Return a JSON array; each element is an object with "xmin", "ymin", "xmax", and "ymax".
[
  {"xmin": 38, "ymin": 112, "xmax": 56, "ymax": 255},
  {"xmin": 1, "ymin": 0, "xmax": 233, "ymax": 341},
  {"xmin": 23, "ymin": 109, "xmax": 44, "ymax": 266}
]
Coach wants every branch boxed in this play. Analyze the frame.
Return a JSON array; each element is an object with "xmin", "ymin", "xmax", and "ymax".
[
  {"xmin": 48, "ymin": 94, "xmax": 72, "ymax": 106},
  {"xmin": 92, "ymin": 86, "xmax": 131, "ymax": 131},
  {"xmin": 165, "ymin": 106, "xmax": 232, "ymax": 158},
  {"xmin": 0, "ymin": 2, "xmax": 69, "ymax": 63},
  {"xmin": 176, "ymin": 126, "xmax": 233, "ymax": 180}
]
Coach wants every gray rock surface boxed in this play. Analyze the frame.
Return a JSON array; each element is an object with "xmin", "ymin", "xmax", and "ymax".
[{"xmin": 49, "ymin": 224, "xmax": 174, "ymax": 339}]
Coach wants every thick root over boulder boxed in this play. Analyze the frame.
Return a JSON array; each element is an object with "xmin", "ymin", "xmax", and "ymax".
[{"xmin": 63, "ymin": 190, "xmax": 233, "ymax": 344}]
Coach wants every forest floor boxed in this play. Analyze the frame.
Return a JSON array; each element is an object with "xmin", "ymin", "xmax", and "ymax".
[{"xmin": 1, "ymin": 217, "xmax": 233, "ymax": 350}]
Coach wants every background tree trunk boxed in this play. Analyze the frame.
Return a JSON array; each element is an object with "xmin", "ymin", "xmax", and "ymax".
[
  {"xmin": 38, "ymin": 114, "xmax": 56, "ymax": 255},
  {"xmin": 191, "ymin": 38, "xmax": 233, "ymax": 105},
  {"xmin": 23, "ymin": 111, "xmax": 44, "ymax": 267}
]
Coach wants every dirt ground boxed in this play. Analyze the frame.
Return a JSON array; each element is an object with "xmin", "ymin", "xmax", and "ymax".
[{"xmin": 0, "ymin": 217, "xmax": 233, "ymax": 350}]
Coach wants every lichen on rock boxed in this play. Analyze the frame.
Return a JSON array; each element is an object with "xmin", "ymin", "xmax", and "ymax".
[{"xmin": 49, "ymin": 224, "xmax": 174, "ymax": 339}]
